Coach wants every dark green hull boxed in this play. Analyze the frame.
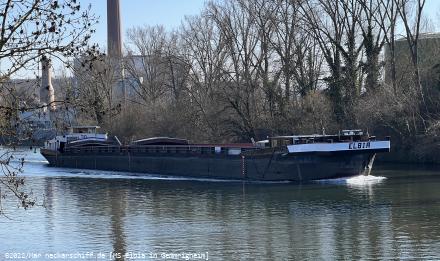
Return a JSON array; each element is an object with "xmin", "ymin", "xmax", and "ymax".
[{"xmin": 41, "ymin": 148, "xmax": 377, "ymax": 181}]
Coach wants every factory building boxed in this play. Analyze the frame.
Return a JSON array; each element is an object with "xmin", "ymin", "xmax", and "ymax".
[{"xmin": 384, "ymin": 33, "xmax": 440, "ymax": 88}]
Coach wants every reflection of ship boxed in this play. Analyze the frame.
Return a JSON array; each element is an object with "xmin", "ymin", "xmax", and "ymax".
[{"xmin": 40, "ymin": 127, "xmax": 390, "ymax": 181}]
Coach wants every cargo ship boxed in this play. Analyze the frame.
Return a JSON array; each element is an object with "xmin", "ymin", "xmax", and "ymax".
[{"xmin": 40, "ymin": 126, "xmax": 390, "ymax": 181}]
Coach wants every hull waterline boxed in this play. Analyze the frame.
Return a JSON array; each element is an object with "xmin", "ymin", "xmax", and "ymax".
[{"xmin": 40, "ymin": 148, "xmax": 377, "ymax": 182}]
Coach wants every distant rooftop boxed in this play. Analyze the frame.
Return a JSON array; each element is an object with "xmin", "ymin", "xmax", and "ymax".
[{"xmin": 396, "ymin": 32, "xmax": 440, "ymax": 41}]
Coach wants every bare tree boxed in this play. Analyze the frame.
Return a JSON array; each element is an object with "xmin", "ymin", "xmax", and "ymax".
[
  {"xmin": 0, "ymin": 0, "xmax": 98, "ymax": 81},
  {"xmin": 0, "ymin": 0, "xmax": 98, "ymax": 215},
  {"xmin": 396, "ymin": 0, "xmax": 427, "ymax": 113},
  {"xmin": 74, "ymin": 54, "xmax": 121, "ymax": 127},
  {"xmin": 207, "ymin": 0, "xmax": 269, "ymax": 139},
  {"xmin": 162, "ymin": 31, "xmax": 189, "ymax": 102},
  {"xmin": 357, "ymin": 0, "xmax": 387, "ymax": 93},
  {"xmin": 268, "ymin": 0, "xmax": 297, "ymax": 102},
  {"xmin": 180, "ymin": 14, "xmax": 228, "ymax": 140},
  {"xmin": 269, "ymin": 0, "xmax": 323, "ymax": 100},
  {"xmin": 125, "ymin": 26, "xmax": 189, "ymax": 103},
  {"xmin": 373, "ymin": 0, "xmax": 400, "ymax": 93},
  {"xmin": 125, "ymin": 25, "xmax": 169, "ymax": 104},
  {"xmin": 299, "ymin": 0, "xmax": 364, "ymax": 124}
]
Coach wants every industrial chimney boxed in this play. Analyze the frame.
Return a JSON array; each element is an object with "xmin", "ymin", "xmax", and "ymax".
[
  {"xmin": 40, "ymin": 57, "xmax": 56, "ymax": 111},
  {"xmin": 107, "ymin": 0, "xmax": 122, "ymax": 57}
]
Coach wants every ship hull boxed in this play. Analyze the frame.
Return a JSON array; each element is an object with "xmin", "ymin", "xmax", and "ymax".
[{"xmin": 40, "ymin": 148, "xmax": 377, "ymax": 181}]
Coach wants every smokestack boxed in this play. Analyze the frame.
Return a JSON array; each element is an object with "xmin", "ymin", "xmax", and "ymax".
[
  {"xmin": 40, "ymin": 57, "xmax": 56, "ymax": 111},
  {"xmin": 107, "ymin": 0, "xmax": 122, "ymax": 57}
]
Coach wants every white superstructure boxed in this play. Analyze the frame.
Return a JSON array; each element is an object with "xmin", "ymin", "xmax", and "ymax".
[
  {"xmin": 44, "ymin": 126, "xmax": 108, "ymax": 151},
  {"xmin": 269, "ymin": 129, "xmax": 391, "ymax": 154},
  {"xmin": 287, "ymin": 141, "xmax": 390, "ymax": 153}
]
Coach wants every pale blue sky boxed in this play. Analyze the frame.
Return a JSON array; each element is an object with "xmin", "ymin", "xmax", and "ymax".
[
  {"xmin": 81, "ymin": 0, "xmax": 208, "ymax": 49},
  {"xmin": 7, "ymin": 0, "xmax": 440, "ymax": 78},
  {"xmin": 81, "ymin": 0, "xmax": 440, "ymax": 49}
]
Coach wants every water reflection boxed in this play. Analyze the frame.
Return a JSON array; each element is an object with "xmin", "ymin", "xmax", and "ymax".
[
  {"xmin": 109, "ymin": 185, "xmax": 127, "ymax": 260},
  {"xmin": 25, "ymin": 176, "xmax": 436, "ymax": 259},
  {"xmin": 0, "ymin": 152, "xmax": 440, "ymax": 260}
]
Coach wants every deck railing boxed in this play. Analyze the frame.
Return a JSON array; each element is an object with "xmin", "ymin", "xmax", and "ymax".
[{"xmin": 63, "ymin": 145, "xmax": 257, "ymax": 155}]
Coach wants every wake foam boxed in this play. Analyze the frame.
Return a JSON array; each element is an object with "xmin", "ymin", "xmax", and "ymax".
[
  {"xmin": 315, "ymin": 175, "xmax": 386, "ymax": 186},
  {"xmin": 346, "ymin": 175, "xmax": 386, "ymax": 186},
  {"xmin": 21, "ymin": 168, "xmax": 288, "ymax": 184}
]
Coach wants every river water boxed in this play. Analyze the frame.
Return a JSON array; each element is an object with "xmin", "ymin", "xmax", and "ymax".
[{"xmin": 0, "ymin": 149, "xmax": 440, "ymax": 260}]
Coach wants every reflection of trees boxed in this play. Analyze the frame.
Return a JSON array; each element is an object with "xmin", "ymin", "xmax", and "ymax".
[
  {"xmin": 109, "ymin": 188, "xmax": 127, "ymax": 261},
  {"xmin": 46, "ymin": 176, "xmax": 440, "ymax": 259},
  {"xmin": 44, "ymin": 178, "xmax": 55, "ymax": 242},
  {"xmin": 47, "ymin": 178, "xmax": 128, "ymax": 260}
]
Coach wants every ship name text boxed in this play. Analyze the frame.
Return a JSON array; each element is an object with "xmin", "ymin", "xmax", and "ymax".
[{"xmin": 349, "ymin": 142, "xmax": 371, "ymax": 149}]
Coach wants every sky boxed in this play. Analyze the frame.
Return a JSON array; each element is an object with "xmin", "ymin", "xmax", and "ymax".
[
  {"xmin": 80, "ymin": 0, "xmax": 208, "ymax": 49},
  {"xmin": 80, "ymin": 0, "xmax": 440, "ymax": 48},
  {"xmin": 7, "ymin": 0, "xmax": 440, "ymax": 78}
]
